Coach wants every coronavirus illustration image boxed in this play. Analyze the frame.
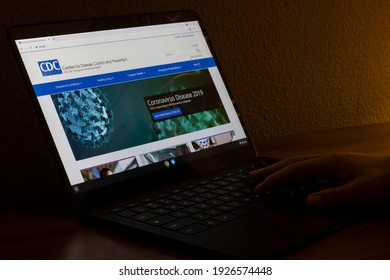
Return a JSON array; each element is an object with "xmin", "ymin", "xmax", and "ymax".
[{"xmin": 52, "ymin": 87, "xmax": 114, "ymax": 148}]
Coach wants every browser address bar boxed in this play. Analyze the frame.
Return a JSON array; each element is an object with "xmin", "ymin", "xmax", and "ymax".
[
  {"xmin": 46, "ymin": 28, "xmax": 199, "ymax": 51},
  {"xmin": 53, "ymin": 22, "xmax": 199, "ymax": 42},
  {"xmin": 18, "ymin": 22, "xmax": 201, "ymax": 53}
]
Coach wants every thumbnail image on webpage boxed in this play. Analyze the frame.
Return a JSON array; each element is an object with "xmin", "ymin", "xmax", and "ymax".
[
  {"xmin": 80, "ymin": 131, "xmax": 235, "ymax": 182},
  {"xmin": 51, "ymin": 69, "xmax": 230, "ymax": 161}
]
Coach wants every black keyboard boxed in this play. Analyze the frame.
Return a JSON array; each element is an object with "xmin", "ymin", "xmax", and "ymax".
[{"xmin": 108, "ymin": 158, "xmax": 337, "ymax": 235}]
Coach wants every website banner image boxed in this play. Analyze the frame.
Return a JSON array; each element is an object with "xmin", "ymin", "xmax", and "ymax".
[{"xmin": 51, "ymin": 69, "xmax": 230, "ymax": 161}]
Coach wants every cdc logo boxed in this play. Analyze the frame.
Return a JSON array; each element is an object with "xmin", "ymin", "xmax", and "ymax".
[{"xmin": 38, "ymin": 59, "xmax": 63, "ymax": 76}]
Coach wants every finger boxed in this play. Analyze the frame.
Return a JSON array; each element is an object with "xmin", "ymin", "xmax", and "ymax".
[
  {"xmin": 307, "ymin": 181, "xmax": 358, "ymax": 210},
  {"xmin": 250, "ymin": 155, "xmax": 319, "ymax": 179},
  {"xmin": 254, "ymin": 155, "xmax": 339, "ymax": 192}
]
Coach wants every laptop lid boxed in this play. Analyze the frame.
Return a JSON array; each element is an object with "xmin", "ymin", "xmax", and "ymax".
[{"xmin": 8, "ymin": 11, "xmax": 256, "ymax": 198}]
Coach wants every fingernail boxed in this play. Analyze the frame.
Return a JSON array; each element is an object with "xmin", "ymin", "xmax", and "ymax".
[{"xmin": 307, "ymin": 195, "xmax": 324, "ymax": 210}]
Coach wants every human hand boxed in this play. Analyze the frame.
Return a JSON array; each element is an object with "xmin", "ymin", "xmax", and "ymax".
[{"xmin": 250, "ymin": 153, "xmax": 390, "ymax": 210}]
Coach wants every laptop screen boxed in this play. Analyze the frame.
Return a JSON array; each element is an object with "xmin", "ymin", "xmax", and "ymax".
[{"xmin": 11, "ymin": 13, "xmax": 251, "ymax": 193}]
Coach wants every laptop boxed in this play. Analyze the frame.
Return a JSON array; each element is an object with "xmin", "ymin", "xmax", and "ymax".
[{"xmin": 8, "ymin": 10, "xmax": 350, "ymax": 259}]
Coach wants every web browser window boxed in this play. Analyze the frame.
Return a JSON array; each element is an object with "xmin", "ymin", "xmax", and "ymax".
[{"xmin": 15, "ymin": 21, "xmax": 248, "ymax": 192}]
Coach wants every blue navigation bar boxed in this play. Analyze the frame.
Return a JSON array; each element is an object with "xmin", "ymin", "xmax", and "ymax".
[{"xmin": 33, "ymin": 58, "xmax": 216, "ymax": 96}]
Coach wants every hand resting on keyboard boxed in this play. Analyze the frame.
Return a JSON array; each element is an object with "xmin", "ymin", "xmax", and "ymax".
[{"xmin": 251, "ymin": 153, "xmax": 390, "ymax": 211}]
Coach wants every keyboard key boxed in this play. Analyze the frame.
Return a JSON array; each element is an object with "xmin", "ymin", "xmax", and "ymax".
[
  {"xmin": 195, "ymin": 203, "xmax": 213, "ymax": 210},
  {"xmin": 227, "ymin": 201, "xmax": 246, "ymax": 208},
  {"xmin": 177, "ymin": 200, "xmax": 195, "ymax": 207},
  {"xmin": 215, "ymin": 205, "xmax": 234, "ymax": 212},
  {"xmin": 179, "ymin": 224, "xmax": 208, "ymax": 235},
  {"xmin": 211, "ymin": 189, "xmax": 229, "ymax": 195},
  {"xmin": 219, "ymin": 195, "xmax": 235, "ymax": 202},
  {"xmin": 167, "ymin": 195, "xmax": 185, "ymax": 201},
  {"xmin": 207, "ymin": 199, "xmax": 224, "ymax": 206},
  {"xmin": 124, "ymin": 202, "xmax": 138, "ymax": 208},
  {"xmin": 184, "ymin": 184, "xmax": 198, "ymax": 189},
  {"xmin": 182, "ymin": 207, "xmax": 201, "ymax": 214},
  {"xmin": 198, "ymin": 180, "xmax": 210, "ymax": 185},
  {"xmin": 240, "ymin": 188, "xmax": 253, "ymax": 194},
  {"xmin": 230, "ymin": 191, "xmax": 246, "ymax": 198},
  {"xmin": 238, "ymin": 195, "xmax": 260, "ymax": 203},
  {"xmin": 163, "ymin": 217, "xmax": 198, "ymax": 231},
  {"xmin": 155, "ymin": 199, "xmax": 173, "ymax": 205},
  {"xmin": 147, "ymin": 215, "xmax": 177, "ymax": 226},
  {"xmin": 191, "ymin": 213, "xmax": 211, "ymax": 220},
  {"xmin": 165, "ymin": 204, "xmax": 182, "ymax": 211},
  {"xmin": 144, "ymin": 202, "xmax": 161, "ymax": 209},
  {"xmin": 130, "ymin": 206, "xmax": 149, "ymax": 213},
  {"xmin": 109, "ymin": 207, "xmax": 125, "ymax": 213},
  {"xmin": 225, "ymin": 177, "xmax": 241, "ymax": 183},
  {"xmin": 214, "ymin": 213, "xmax": 238, "ymax": 222},
  {"xmin": 132, "ymin": 212, "xmax": 158, "ymax": 222},
  {"xmin": 181, "ymin": 191, "xmax": 197, "ymax": 197},
  {"xmin": 203, "ymin": 183, "xmax": 220, "ymax": 190},
  {"xmin": 201, "ymin": 193, "xmax": 218, "ymax": 199},
  {"xmin": 214, "ymin": 180, "xmax": 230, "ymax": 186},
  {"xmin": 222, "ymin": 185, "xmax": 240, "ymax": 191},
  {"xmin": 203, "ymin": 209, "xmax": 223, "ymax": 216},
  {"xmin": 235, "ymin": 173, "xmax": 249, "ymax": 179},
  {"xmin": 233, "ymin": 182, "xmax": 251, "ymax": 188},
  {"xmin": 141, "ymin": 198, "xmax": 154, "ymax": 203},
  {"xmin": 115, "ymin": 209, "xmax": 136, "ymax": 218},
  {"xmin": 170, "ymin": 211, "xmax": 189, "ymax": 218},
  {"xmin": 242, "ymin": 178, "xmax": 254, "ymax": 184},
  {"xmin": 152, "ymin": 208, "xmax": 171, "ymax": 215},
  {"xmin": 192, "ymin": 187, "xmax": 208, "ymax": 193},
  {"xmin": 201, "ymin": 220, "xmax": 221, "ymax": 227},
  {"xmin": 189, "ymin": 196, "xmax": 207, "ymax": 203}
]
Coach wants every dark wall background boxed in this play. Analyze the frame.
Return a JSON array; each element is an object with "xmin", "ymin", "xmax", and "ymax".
[{"xmin": 1, "ymin": 0, "xmax": 390, "ymax": 206}]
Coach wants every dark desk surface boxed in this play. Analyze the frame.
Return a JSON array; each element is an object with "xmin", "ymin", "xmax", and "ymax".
[{"xmin": 2, "ymin": 123, "xmax": 390, "ymax": 259}]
